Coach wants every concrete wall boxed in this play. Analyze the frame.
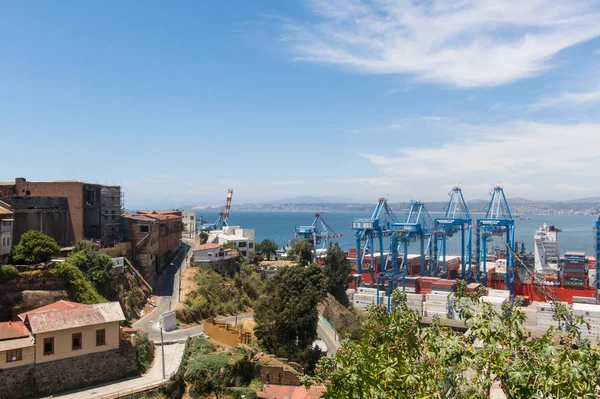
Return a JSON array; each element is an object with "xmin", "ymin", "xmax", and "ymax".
[
  {"xmin": 203, "ymin": 317, "xmax": 251, "ymax": 347},
  {"xmin": 7, "ymin": 196, "xmax": 71, "ymax": 246},
  {"xmin": 0, "ymin": 341, "xmax": 138, "ymax": 398},
  {"xmin": 34, "ymin": 321, "xmax": 120, "ymax": 363},
  {"xmin": 0, "ymin": 346, "xmax": 35, "ymax": 369}
]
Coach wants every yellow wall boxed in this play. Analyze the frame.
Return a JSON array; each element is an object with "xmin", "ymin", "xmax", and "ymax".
[
  {"xmin": 34, "ymin": 321, "xmax": 120, "ymax": 363},
  {"xmin": 0, "ymin": 346, "xmax": 35, "ymax": 369}
]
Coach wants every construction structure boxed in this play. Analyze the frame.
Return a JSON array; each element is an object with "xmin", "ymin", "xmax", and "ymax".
[
  {"xmin": 100, "ymin": 185, "xmax": 123, "ymax": 246},
  {"xmin": 292, "ymin": 213, "xmax": 342, "ymax": 262},
  {"xmin": 433, "ymin": 187, "xmax": 472, "ymax": 279},
  {"xmin": 352, "ymin": 198, "xmax": 397, "ymax": 283},
  {"xmin": 199, "ymin": 189, "xmax": 233, "ymax": 231},
  {"xmin": 475, "ymin": 186, "xmax": 515, "ymax": 293}
]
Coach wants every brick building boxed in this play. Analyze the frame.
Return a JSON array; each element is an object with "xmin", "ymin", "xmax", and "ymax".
[
  {"xmin": 0, "ymin": 178, "xmax": 122, "ymax": 246},
  {"xmin": 122, "ymin": 210, "xmax": 182, "ymax": 288},
  {"xmin": 0, "ymin": 204, "xmax": 14, "ymax": 264}
]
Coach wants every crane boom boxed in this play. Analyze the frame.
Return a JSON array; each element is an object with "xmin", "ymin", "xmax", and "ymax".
[{"xmin": 224, "ymin": 189, "xmax": 233, "ymax": 223}]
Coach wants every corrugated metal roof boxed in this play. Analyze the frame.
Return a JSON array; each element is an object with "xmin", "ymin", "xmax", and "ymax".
[
  {"xmin": 194, "ymin": 243, "xmax": 222, "ymax": 251},
  {"xmin": 0, "ymin": 207, "xmax": 12, "ymax": 215},
  {"xmin": 0, "ymin": 336, "xmax": 35, "ymax": 351},
  {"xmin": 25, "ymin": 302, "xmax": 125, "ymax": 334},
  {"xmin": 18, "ymin": 300, "xmax": 86, "ymax": 321},
  {"xmin": 0, "ymin": 321, "xmax": 30, "ymax": 340}
]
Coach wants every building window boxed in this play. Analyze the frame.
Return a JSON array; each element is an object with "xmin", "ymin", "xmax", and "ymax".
[
  {"xmin": 140, "ymin": 225, "xmax": 149, "ymax": 233},
  {"xmin": 249, "ymin": 242, "xmax": 254, "ymax": 249},
  {"xmin": 241, "ymin": 250, "xmax": 247, "ymax": 257},
  {"xmin": 112, "ymin": 216, "xmax": 115, "ymax": 220},
  {"xmin": 6, "ymin": 349, "xmax": 22, "ymax": 363},
  {"xmin": 238, "ymin": 242, "xmax": 247, "ymax": 248},
  {"xmin": 72, "ymin": 332, "xmax": 82, "ymax": 350},
  {"xmin": 44, "ymin": 337, "xmax": 54, "ymax": 356},
  {"xmin": 25, "ymin": 190, "xmax": 31, "ymax": 195},
  {"xmin": 111, "ymin": 210, "xmax": 116, "ymax": 214},
  {"xmin": 96, "ymin": 329, "xmax": 106, "ymax": 346}
]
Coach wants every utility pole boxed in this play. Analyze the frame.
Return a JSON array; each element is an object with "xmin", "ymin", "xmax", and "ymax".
[
  {"xmin": 235, "ymin": 290, "xmax": 239, "ymax": 327},
  {"xmin": 159, "ymin": 320, "xmax": 165, "ymax": 379}
]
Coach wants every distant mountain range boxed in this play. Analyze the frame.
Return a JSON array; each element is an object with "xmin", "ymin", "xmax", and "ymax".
[{"xmin": 182, "ymin": 197, "xmax": 600, "ymax": 215}]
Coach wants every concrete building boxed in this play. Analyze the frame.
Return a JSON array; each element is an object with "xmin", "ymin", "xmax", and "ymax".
[
  {"xmin": 0, "ymin": 197, "xmax": 70, "ymax": 247},
  {"xmin": 0, "ymin": 204, "xmax": 14, "ymax": 264},
  {"xmin": 0, "ymin": 178, "xmax": 121, "ymax": 245},
  {"xmin": 208, "ymin": 226, "xmax": 255, "ymax": 259},
  {"xmin": 122, "ymin": 210, "xmax": 182, "ymax": 288},
  {"xmin": 191, "ymin": 243, "xmax": 234, "ymax": 265},
  {"xmin": 0, "ymin": 300, "xmax": 125, "ymax": 369},
  {"xmin": 122, "ymin": 214, "xmax": 160, "ymax": 288},
  {"xmin": 100, "ymin": 186, "xmax": 123, "ymax": 246},
  {"xmin": 182, "ymin": 211, "xmax": 196, "ymax": 238}
]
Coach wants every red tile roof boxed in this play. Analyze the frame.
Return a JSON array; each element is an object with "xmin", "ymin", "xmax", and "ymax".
[
  {"xmin": 122, "ymin": 213, "xmax": 158, "ymax": 222},
  {"xmin": 22, "ymin": 301, "xmax": 125, "ymax": 334},
  {"xmin": 17, "ymin": 300, "xmax": 85, "ymax": 321},
  {"xmin": 258, "ymin": 385, "xmax": 326, "ymax": 399},
  {"xmin": 0, "ymin": 321, "xmax": 30, "ymax": 340},
  {"xmin": 194, "ymin": 243, "xmax": 222, "ymax": 251}
]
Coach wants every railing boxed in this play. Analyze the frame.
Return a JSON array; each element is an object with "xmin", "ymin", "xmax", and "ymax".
[{"xmin": 98, "ymin": 380, "xmax": 167, "ymax": 399}]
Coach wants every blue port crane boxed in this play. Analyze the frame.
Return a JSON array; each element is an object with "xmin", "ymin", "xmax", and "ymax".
[
  {"xmin": 475, "ymin": 186, "xmax": 515, "ymax": 294},
  {"xmin": 352, "ymin": 198, "xmax": 398, "ymax": 283},
  {"xmin": 375, "ymin": 201, "xmax": 434, "ymax": 310},
  {"xmin": 596, "ymin": 217, "xmax": 600, "ymax": 291},
  {"xmin": 293, "ymin": 213, "xmax": 342, "ymax": 263},
  {"xmin": 433, "ymin": 187, "xmax": 472, "ymax": 279},
  {"xmin": 198, "ymin": 189, "xmax": 233, "ymax": 231}
]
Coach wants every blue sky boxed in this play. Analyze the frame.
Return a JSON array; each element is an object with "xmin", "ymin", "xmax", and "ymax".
[{"xmin": 1, "ymin": 0, "xmax": 600, "ymax": 208}]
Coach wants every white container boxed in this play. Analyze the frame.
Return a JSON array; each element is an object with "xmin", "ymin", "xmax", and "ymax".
[
  {"xmin": 487, "ymin": 289, "xmax": 510, "ymax": 299},
  {"xmin": 573, "ymin": 304, "xmax": 600, "ymax": 318}
]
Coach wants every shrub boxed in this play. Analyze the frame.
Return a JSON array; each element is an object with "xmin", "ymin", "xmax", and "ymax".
[
  {"xmin": 135, "ymin": 333, "xmax": 155, "ymax": 373},
  {"xmin": 0, "ymin": 265, "xmax": 18, "ymax": 283},
  {"xmin": 10, "ymin": 230, "xmax": 60, "ymax": 264},
  {"xmin": 50, "ymin": 262, "xmax": 107, "ymax": 304}
]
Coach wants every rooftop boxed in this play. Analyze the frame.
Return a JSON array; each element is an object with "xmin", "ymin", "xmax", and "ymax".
[
  {"xmin": 258, "ymin": 385, "xmax": 326, "ymax": 399},
  {"xmin": 122, "ymin": 213, "xmax": 159, "ymax": 223},
  {"xmin": 0, "ymin": 207, "xmax": 12, "ymax": 215},
  {"xmin": 0, "ymin": 321, "xmax": 30, "ymax": 341},
  {"xmin": 23, "ymin": 301, "xmax": 125, "ymax": 334},
  {"xmin": 194, "ymin": 243, "xmax": 222, "ymax": 251},
  {"xmin": 0, "ymin": 336, "xmax": 35, "ymax": 352},
  {"xmin": 18, "ymin": 300, "xmax": 85, "ymax": 321}
]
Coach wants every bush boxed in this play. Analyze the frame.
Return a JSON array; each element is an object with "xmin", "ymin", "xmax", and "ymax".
[
  {"xmin": 0, "ymin": 265, "xmax": 18, "ymax": 283},
  {"xmin": 135, "ymin": 333, "xmax": 155, "ymax": 373},
  {"xmin": 50, "ymin": 262, "xmax": 107, "ymax": 304},
  {"xmin": 67, "ymin": 242, "xmax": 115, "ymax": 298},
  {"xmin": 224, "ymin": 387, "xmax": 258, "ymax": 399},
  {"xmin": 10, "ymin": 230, "xmax": 60, "ymax": 264}
]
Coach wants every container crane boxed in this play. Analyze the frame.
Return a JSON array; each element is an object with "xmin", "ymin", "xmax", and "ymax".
[
  {"xmin": 352, "ymin": 198, "xmax": 397, "ymax": 283},
  {"xmin": 293, "ymin": 213, "xmax": 342, "ymax": 262},
  {"xmin": 433, "ymin": 187, "xmax": 472, "ymax": 279},
  {"xmin": 199, "ymin": 189, "xmax": 233, "ymax": 231},
  {"xmin": 475, "ymin": 186, "xmax": 515, "ymax": 294}
]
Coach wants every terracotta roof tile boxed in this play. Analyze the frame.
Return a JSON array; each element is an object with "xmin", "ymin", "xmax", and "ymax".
[
  {"xmin": 17, "ymin": 300, "xmax": 85, "ymax": 321},
  {"xmin": 194, "ymin": 243, "xmax": 222, "ymax": 251},
  {"xmin": 0, "ymin": 321, "xmax": 30, "ymax": 340}
]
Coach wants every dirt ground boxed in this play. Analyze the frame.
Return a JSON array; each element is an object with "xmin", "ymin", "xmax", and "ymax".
[
  {"xmin": 179, "ymin": 266, "xmax": 198, "ymax": 305},
  {"xmin": 259, "ymin": 260, "xmax": 297, "ymax": 267}
]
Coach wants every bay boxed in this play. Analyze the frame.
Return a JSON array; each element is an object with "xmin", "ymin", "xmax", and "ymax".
[{"xmin": 196, "ymin": 211, "xmax": 599, "ymax": 257}]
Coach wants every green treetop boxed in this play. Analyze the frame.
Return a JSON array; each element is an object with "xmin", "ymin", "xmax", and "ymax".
[{"xmin": 10, "ymin": 230, "xmax": 61, "ymax": 264}]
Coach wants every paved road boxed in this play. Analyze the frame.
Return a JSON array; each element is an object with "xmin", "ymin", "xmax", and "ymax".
[
  {"xmin": 317, "ymin": 318, "xmax": 341, "ymax": 356},
  {"xmin": 133, "ymin": 238, "xmax": 195, "ymax": 342}
]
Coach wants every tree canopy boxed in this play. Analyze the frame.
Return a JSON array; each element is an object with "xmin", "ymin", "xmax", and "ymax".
[
  {"xmin": 9, "ymin": 230, "xmax": 60, "ymax": 264},
  {"xmin": 259, "ymin": 238, "xmax": 278, "ymax": 261},
  {"xmin": 323, "ymin": 242, "xmax": 351, "ymax": 307},
  {"xmin": 254, "ymin": 266, "xmax": 320, "ymax": 368},
  {"xmin": 288, "ymin": 239, "xmax": 313, "ymax": 266},
  {"xmin": 67, "ymin": 242, "xmax": 115, "ymax": 297},
  {"xmin": 314, "ymin": 291, "xmax": 600, "ymax": 398}
]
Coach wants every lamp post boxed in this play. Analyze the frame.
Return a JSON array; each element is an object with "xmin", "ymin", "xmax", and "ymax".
[{"xmin": 159, "ymin": 319, "xmax": 166, "ymax": 379}]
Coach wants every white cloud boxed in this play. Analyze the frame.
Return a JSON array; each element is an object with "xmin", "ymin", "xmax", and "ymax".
[
  {"xmin": 554, "ymin": 183, "xmax": 594, "ymax": 195},
  {"xmin": 360, "ymin": 120, "xmax": 600, "ymax": 200},
  {"xmin": 530, "ymin": 87, "xmax": 600, "ymax": 109},
  {"xmin": 283, "ymin": 0, "xmax": 600, "ymax": 87}
]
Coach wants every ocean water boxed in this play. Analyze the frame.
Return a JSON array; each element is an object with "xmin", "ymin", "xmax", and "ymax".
[{"xmin": 197, "ymin": 211, "xmax": 599, "ymax": 257}]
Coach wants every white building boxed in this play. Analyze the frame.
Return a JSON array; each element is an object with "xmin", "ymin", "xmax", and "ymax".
[
  {"xmin": 207, "ymin": 226, "xmax": 255, "ymax": 259},
  {"xmin": 0, "ymin": 204, "xmax": 14, "ymax": 264},
  {"xmin": 192, "ymin": 243, "xmax": 234, "ymax": 265},
  {"xmin": 182, "ymin": 211, "xmax": 196, "ymax": 239}
]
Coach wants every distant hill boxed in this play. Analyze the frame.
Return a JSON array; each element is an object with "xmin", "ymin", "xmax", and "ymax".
[{"xmin": 272, "ymin": 195, "xmax": 360, "ymax": 204}]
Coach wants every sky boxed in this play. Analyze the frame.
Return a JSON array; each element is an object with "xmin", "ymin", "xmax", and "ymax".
[{"xmin": 1, "ymin": 0, "xmax": 600, "ymax": 208}]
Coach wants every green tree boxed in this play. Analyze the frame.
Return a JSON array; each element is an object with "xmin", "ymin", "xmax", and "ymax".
[
  {"xmin": 10, "ymin": 230, "xmax": 60, "ymax": 264},
  {"xmin": 288, "ymin": 239, "xmax": 313, "ymax": 266},
  {"xmin": 259, "ymin": 238, "xmax": 278, "ymax": 261},
  {"xmin": 305, "ymin": 263, "xmax": 326, "ymax": 298},
  {"xmin": 314, "ymin": 291, "xmax": 600, "ymax": 398},
  {"xmin": 67, "ymin": 242, "xmax": 115, "ymax": 297},
  {"xmin": 199, "ymin": 231, "xmax": 209, "ymax": 245},
  {"xmin": 323, "ymin": 242, "xmax": 351, "ymax": 307},
  {"xmin": 254, "ymin": 266, "xmax": 319, "ymax": 367}
]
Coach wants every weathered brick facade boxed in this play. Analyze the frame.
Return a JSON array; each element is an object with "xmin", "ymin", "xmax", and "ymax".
[{"xmin": 0, "ymin": 178, "xmax": 121, "ymax": 245}]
